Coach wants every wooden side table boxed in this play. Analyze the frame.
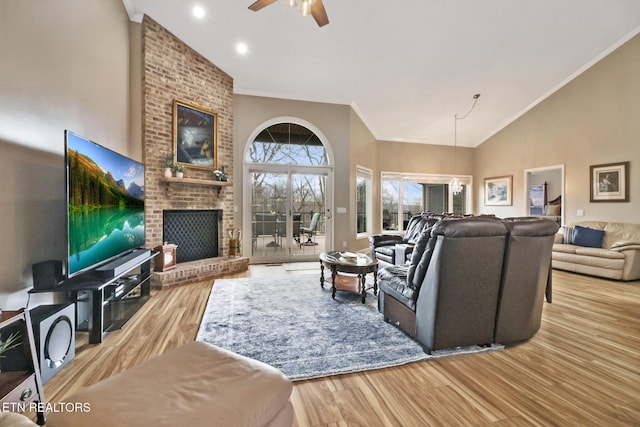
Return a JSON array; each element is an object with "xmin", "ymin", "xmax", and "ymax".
[{"xmin": 0, "ymin": 309, "xmax": 46, "ymax": 425}]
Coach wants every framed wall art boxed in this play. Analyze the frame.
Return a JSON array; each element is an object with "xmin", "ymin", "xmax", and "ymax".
[
  {"xmin": 484, "ymin": 175, "xmax": 512, "ymax": 206},
  {"xmin": 173, "ymin": 99, "xmax": 218, "ymax": 170},
  {"xmin": 590, "ymin": 161, "xmax": 629, "ymax": 202}
]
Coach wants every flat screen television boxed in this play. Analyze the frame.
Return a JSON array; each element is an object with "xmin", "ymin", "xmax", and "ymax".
[{"xmin": 65, "ymin": 130, "xmax": 145, "ymax": 278}]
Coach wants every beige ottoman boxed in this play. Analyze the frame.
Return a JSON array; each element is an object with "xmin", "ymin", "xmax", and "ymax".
[{"xmin": 46, "ymin": 342, "xmax": 293, "ymax": 427}]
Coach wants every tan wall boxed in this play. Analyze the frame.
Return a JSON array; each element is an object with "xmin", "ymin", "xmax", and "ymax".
[
  {"xmin": 233, "ymin": 95, "xmax": 351, "ymax": 251},
  {"xmin": 475, "ymin": 33, "xmax": 640, "ymax": 223},
  {"xmin": 129, "ymin": 21, "xmax": 143, "ymax": 160},
  {"xmin": 377, "ymin": 141, "xmax": 473, "ymax": 176},
  {"xmin": 349, "ymin": 109, "xmax": 377, "ymax": 251},
  {"xmin": 0, "ymin": 0, "xmax": 130, "ymax": 306}
]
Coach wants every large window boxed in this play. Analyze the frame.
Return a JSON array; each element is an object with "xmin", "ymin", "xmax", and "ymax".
[
  {"xmin": 382, "ymin": 176, "xmax": 400, "ymax": 230},
  {"xmin": 381, "ymin": 172, "xmax": 472, "ymax": 231},
  {"xmin": 356, "ymin": 166, "xmax": 372, "ymax": 237}
]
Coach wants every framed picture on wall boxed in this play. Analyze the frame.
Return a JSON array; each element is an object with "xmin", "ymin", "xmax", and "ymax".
[
  {"xmin": 173, "ymin": 99, "xmax": 218, "ymax": 170},
  {"xmin": 484, "ymin": 175, "xmax": 513, "ymax": 206},
  {"xmin": 590, "ymin": 161, "xmax": 629, "ymax": 202}
]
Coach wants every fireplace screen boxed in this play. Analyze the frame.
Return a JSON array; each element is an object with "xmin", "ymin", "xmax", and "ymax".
[{"xmin": 163, "ymin": 210, "xmax": 220, "ymax": 263}]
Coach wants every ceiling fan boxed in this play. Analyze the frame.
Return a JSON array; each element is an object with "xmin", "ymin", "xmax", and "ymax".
[{"xmin": 248, "ymin": 0, "xmax": 329, "ymax": 27}]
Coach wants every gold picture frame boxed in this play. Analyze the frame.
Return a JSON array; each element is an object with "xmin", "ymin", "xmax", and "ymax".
[
  {"xmin": 173, "ymin": 99, "xmax": 218, "ymax": 170},
  {"xmin": 590, "ymin": 161, "xmax": 629, "ymax": 202},
  {"xmin": 484, "ymin": 175, "xmax": 513, "ymax": 206}
]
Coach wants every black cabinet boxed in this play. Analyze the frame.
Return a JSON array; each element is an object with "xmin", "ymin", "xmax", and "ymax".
[
  {"xmin": 31, "ymin": 251, "xmax": 156, "ymax": 344},
  {"xmin": 0, "ymin": 310, "xmax": 46, "ymax": 425},
  {"xmin": 69, "ymin": 254, "xmax": 155, "ymax": 344}
]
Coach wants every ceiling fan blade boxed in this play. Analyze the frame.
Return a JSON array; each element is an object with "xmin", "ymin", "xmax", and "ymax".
[
  {"xmin": 310, "ymin": 0, "xmax": 329, "ymax": 27},
  {"xmin": 248, "ymin": 0, "xmax": 278, "ymax": 12}
]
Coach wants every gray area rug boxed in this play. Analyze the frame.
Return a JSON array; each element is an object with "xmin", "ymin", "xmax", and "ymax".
[
  {"xmin": 196, "ymin": 275, "xmax": 502, "ymax": 381},
  {"xmin": 282, "ymin": 262, "xmax": 320, "ymax": 271}
]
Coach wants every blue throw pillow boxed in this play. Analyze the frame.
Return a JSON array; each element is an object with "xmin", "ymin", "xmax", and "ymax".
[{"xmin": 572, "ymin": 225, "xmax": 605, "ymax": 248}]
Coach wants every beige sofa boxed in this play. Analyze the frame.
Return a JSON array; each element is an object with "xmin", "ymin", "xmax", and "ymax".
[
  {"xmin": 552, "ymin": 221, "xmax": 640, "ymax": 281},
  {"xmin": 46, "ymin": 342, "xmax": 293, "ymax": 427}
]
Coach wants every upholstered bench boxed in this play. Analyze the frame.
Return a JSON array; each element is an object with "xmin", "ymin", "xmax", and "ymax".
[{"xmin": 46, "ymin": 342, "xmax": 293, "ymax": 427}]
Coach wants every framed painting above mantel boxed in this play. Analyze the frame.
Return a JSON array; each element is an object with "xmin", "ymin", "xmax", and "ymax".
[
  {"xmin": 173, "ymin": 99, "xmax": 218, "ymax": 171},
  {"xmin": 590, "ymin": 161, "xmax": 629, "ymax": 202}
]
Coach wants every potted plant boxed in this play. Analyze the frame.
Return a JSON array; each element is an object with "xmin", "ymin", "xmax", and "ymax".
[
  {"xmin": 163, "ymin": 152, "xmax": 174, "ymax": 178},
  {"xmin": 0, "ymin": 331, "xmax": 21, "ymax": 371},
  {"xmin": 212, "ymin": 166, "xmax": 228, "ymax": 182},
  {"xmin": 172, "ymin": 164, "xmax": 186, "ymax": 178}
]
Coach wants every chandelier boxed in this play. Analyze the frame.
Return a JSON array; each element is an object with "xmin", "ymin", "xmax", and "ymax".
[{"xmin": 451, "ymin": 94, "xmax": 481, "ymax": 195}]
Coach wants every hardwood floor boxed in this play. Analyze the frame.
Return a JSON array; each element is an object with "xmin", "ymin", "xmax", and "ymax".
[{"xmin": 40, "ymin": 267, "xmax": 640, "ymax": 426}]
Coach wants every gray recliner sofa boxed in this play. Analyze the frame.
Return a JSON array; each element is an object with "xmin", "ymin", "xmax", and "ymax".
[
  {"xmin": 495, "ymin": 217, "xmax": 559, "ymax": 344},
  {"xmin": 377, "ymin": 216, "xmax": 559, "ymax": 353},
  {"xmin": 368, "ymin": 213, "xmax": 441, "ymax": 269}
]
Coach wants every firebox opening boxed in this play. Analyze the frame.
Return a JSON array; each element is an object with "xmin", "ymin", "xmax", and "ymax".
[{"xmin": 162, "ymin": 209, "xmax": 221, "ymax": 263}]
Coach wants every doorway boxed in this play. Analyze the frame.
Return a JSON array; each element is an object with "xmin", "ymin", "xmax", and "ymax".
[
  {"xmin": 524, "ymin": 165, "xmax": 565, "ymax": 225},
  {"xmin": 243, "ymin": 120, "xmax": 334, "ymax": 263}
]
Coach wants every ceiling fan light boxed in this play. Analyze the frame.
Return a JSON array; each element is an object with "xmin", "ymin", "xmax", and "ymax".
[
  {"xmin": 285, "ymin": 0, "xmax": 298, "ymax": 7},
  {"xmin": 299, "ymin": 0, "xmax": 312, "ymax": 16}
]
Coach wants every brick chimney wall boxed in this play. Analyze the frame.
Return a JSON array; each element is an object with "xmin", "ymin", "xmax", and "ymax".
[{"xmin": 142, "ymin": 16, "xmax": 234, "ymax": 255}]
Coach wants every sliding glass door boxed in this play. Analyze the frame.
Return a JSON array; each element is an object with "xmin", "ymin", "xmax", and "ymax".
[
  {"xmin": 247, "ymin": 166, "xmax": 331, "ymax": 263},
  {"xmin": 244, "ymin": 120, "xmax": 333, "ymax": 263}
]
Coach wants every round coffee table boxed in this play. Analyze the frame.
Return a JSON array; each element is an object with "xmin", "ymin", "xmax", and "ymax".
[{"xmin": 319, "ymin": 252, "xmax": 378, "ymax": 303}]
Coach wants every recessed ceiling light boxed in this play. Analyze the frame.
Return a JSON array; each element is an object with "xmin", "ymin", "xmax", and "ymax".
[
  {"xmin": 236, "ymin": 42, "xmax": 249, "ymax": 55},
  {"xmin": 192, "ymin": 5, "xmax": 206, "ymax": 19}
]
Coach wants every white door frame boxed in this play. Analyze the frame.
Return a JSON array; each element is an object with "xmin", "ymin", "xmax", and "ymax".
[{"xmin": 524, "ymin": 164, "xmax": 565, "ymax": 225}]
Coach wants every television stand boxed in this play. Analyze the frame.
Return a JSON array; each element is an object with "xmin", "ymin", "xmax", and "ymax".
[{"xmin": 34, "ymin": 251, "xmax": 157, "ymax": 344}]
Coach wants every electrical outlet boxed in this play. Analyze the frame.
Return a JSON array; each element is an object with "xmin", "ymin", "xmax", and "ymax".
[
  {"xmin": 577, "ymin": 209, "xmax": 585, "ymax": 216},
  {"xmin": 342, "ymin": 241, "xmax": 347, "ymax": 248}
]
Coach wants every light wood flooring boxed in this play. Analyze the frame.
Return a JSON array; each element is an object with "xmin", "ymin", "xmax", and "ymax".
[{"xmin": 40, "ymin": 267, "xmax": 640, "ymax": 426}]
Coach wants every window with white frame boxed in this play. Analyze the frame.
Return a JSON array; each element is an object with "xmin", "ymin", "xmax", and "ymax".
[
  {"xmin": 381, "ymin": 172, "xmax": 472, "ymax": 232},
  {"xmin": 382, "ymin": 175, "xmax": 400, "ymax": 231},
  {"xmin": 356, "ymin": 166, "xmax": 372, "ymax": 238}
]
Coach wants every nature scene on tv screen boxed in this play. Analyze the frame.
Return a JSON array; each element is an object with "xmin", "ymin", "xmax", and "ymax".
[{"xmin": 67, "ymin": 132, "xmax": 145, "ymax": 276}]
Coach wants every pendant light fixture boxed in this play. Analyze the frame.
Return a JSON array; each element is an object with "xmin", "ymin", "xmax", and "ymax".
[{"xmin": 450, "ymin": 93, "xmax": 481, "ymax": 195}]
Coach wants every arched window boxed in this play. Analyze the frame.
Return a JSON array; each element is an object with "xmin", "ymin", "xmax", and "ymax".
[
  {"xmin": 246, "ymin": 123, "xmax": 328, "ymax": 166},
  {"xmin": 244, "ymin": 120, "xmax": 332, "ymax": 263}
]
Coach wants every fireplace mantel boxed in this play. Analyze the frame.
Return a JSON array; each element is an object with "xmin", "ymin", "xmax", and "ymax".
[
  {"xmin": 160, "ymin": 176, "xmax": 232, "ymax": 187},
  {"xmin": 159, "ymin": 177, "xmax": 231, "ymax": 195}
]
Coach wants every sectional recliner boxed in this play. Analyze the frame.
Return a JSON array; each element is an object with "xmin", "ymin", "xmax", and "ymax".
[
  {"xmin": 368, "ymin": 213, "xmax": 443, "ymax": 269},
  {"xmin": 377, "ymin": 216, "xmax": 559, "ymax": 353}
]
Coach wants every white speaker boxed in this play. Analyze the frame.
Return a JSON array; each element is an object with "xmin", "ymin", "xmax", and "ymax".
[{"xmin": 29, "ymin": 303, "xmax": 76, "ymax": 384}]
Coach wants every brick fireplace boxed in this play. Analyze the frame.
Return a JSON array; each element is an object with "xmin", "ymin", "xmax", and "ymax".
[{"xmin": 142, "ymin": 16, "xmax": 248, "ymax": 288}]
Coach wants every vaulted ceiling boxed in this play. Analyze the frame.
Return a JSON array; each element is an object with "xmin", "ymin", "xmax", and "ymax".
[{"xmin": 123, "ymin": 0, "xmax": 640, "ymax": 147}]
